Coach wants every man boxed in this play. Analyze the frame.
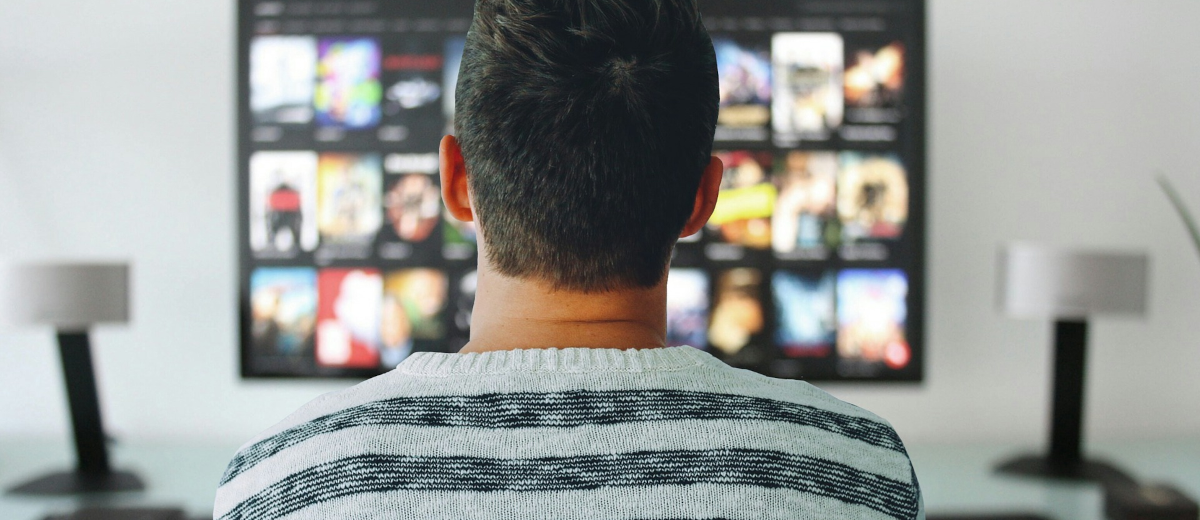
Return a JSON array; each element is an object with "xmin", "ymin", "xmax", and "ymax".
[{"xmin": 215, "ymin": 0, "xmax": 923, "ymax": 516}]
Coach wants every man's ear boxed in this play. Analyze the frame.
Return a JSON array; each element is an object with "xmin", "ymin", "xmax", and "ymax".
[
  {"xmin": 680, "ymin": 155, "xmax": 723, "ymax": 238},
  {"xmin": 440, "ymin": 135, "xmax": 473, "ymax": 222}
]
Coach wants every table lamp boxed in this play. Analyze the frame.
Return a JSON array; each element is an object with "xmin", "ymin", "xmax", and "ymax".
[
  {"xmin": 0, "ymin": 262, "xmax": 144, "ymax": 495},
  {"xmin": 996, "ymin": 244, "xmax": 1149, "ymax": 484}
]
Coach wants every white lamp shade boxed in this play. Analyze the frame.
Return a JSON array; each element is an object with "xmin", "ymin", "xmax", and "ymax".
[
  {"xmin": 997, "ymin": 244, "xmax": 1148, "ymax": 319},
  {"xmin": 0, "ymin": 262, "xmax": 130, "ymax": 331}
]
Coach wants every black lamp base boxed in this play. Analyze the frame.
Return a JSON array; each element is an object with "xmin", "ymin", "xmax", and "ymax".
[
  {"xmin": 6, "ymin": 469, "xmax": 144, "ymax": 495},
  {"xmin": 996, "ymin": 454, "xmax": 1136, "ymax": 487}
]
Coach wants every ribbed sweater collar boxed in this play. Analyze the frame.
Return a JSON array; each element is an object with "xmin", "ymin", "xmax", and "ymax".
[{"xmin": 399, "ymin": 346, "xmax": 711, "ymax": 376}]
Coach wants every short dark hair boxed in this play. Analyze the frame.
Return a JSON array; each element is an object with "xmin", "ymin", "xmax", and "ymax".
[{"xmin": 455, "ymin": 0, "xmax": 719, "ymax": 291}]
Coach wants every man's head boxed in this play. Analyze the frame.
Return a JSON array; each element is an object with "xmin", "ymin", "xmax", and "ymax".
[{"xmin": 441, "ymin": 0, "xmax": 723, "ymax": 292}]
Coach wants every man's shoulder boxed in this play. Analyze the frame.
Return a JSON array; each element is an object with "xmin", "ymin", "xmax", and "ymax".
[
  {"xmin": 697, "ymin": 366, "xmax": 922, "ymax": 517},
  {"xmin": 694, "ymin": 359, "xmax": 903, "ymax": 433},
  {"xmin": 691, "ymin": 362, "xmax": 912, "ymax": 457},
  {"xmin": 243, "ymin": 370, "xmax": 419, "ymax": 442},
  {"xmin": 213, "ymin": 369, "xmax": 425, "ymax": 516}
]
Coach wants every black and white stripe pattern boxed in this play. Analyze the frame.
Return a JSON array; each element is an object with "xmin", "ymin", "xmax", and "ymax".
[
  {"xmin": 214, "ymin": 347, "xmax": 922, "ymax": 520},
  {"xmin": 221, "ymin": 449, "xmax": 919, "ymax": 520},
  {"xmin": 220, "ymin": 389, "xmax": 905, "ymax": 485}
]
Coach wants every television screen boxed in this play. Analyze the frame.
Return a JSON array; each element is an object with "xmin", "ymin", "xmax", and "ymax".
[{"xmin": 238, "ymin": 0, "xmax": 926, "ymax": 381}]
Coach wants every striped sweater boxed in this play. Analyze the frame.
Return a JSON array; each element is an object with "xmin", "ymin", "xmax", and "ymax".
[{"xmin": 214, "ymin": 346, "xmax": 923, "ymax": 520}]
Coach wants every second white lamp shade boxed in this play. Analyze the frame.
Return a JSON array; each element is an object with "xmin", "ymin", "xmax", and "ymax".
[{"xmin": 997, "ymin": 244, "xmax": 1148, "ymax": 320}]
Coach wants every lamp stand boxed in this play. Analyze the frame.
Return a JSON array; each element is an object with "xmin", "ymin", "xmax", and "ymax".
[
  {"xmin": 6, "ymin": 331, "xmax": 144, "ymax": 495},
  {"xmin": 996, "ymin": 320, "xmax": 1134, "ymax": 486}
]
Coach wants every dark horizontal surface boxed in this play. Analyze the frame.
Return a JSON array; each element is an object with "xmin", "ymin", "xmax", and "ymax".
[{"xmin": 929, "ymin": 515, "xmax": 1052, "ymax": 520}]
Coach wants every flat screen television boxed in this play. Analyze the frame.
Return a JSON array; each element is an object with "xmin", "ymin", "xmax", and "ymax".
[{"xmin": 238, "ymin": 0, "xmax": 926, "ymax": 381}]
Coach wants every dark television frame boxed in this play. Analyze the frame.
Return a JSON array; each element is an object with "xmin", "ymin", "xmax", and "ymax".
[{"xmin": 235, "ymin": 0, "xmax": 927, "ymax": 382}]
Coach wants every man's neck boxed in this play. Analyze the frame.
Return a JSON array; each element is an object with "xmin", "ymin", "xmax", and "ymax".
[{"xmin": 459, "ymin": 267, "xmax": 668, "ymax": 354}]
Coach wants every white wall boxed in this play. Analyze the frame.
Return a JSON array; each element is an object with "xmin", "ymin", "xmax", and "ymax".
[{"xmin": 1, "ymin": 0, "xmax": 1198, "ymax": 445}]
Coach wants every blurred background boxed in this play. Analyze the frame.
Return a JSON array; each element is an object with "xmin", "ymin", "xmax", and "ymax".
[{"xmin": 0, "ymin": 0, "xmax": 1198, "ymax": 518}]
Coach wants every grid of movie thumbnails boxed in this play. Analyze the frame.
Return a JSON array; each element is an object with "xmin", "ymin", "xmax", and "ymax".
[{"xmin": 241, "ymin": 1, "xmax": 921, "ymax": 379}]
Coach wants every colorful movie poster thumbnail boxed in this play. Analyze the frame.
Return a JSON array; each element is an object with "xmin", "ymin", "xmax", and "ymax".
[
  {"xmin": 250, "ymin": 36, "xmax": 317, "ymax": 125},
  {"xmin": 379, "ymin": 269, "xmax": 448, "ymax": 368},
  {"xmin": 666, "ymin": 269, "xmax": 709, "ymax": 348},
  {"xmin": 772, "ymin": 151, "xmax": 838, "ymax": 254},
  {"xmin": 317, "ymin": 153, "xmax": 383, "ymax": 243},
  {"xmin": 772, "ymin": 271, "xmax": 835, "ymax": 357},
  {"xmin": 383, "ymin": 50, "xmax": 443, "ymax": 114},
  {"xmin": 442, "ymin": 37, "xmax": 466, "ymax": 131},
  {"xmin": 379, "ymin": 153, "xmax": 443, "ymax": 259},
  {"xmin": 836, "ymin": 152, "xmax": 908, "ymax": 242},
  {"xmin": 315, "ymin": 38, "xmax": 382, "ymax": 129},
  {"xmin": 316, "ymin": 268, "xmax": 382, "ymax": 368},
  {"xmin": 383, "ymin": 173, "xmax": 440, "ymax": 243},
  {"xmin": 249, "ymin": 151, "xmax": 319, "ymax": 255},
  {"xmin": 250, "ymin": 267, "xmax": 318, "ymax": 358},
  {"xmin": 836, "ymin": 269, "xmax": 910, "ymax": 369},
  {"xmin": 713, "ymin": 37, "xmax": 771, "ymax": 141},
  {"xmin": 709, "ymin": 268, "xmax": 765, "ymax": 358},
  {"xmin": 845, "ymin": 41, "xmax": 905, "ymax": 109},
  {"xmin": 381, "ymin": 40, "xmax": 445, "ymax": 146},
  {"xmin": 771, "ymin": 33, "xmax": 844, "ymax": 144},
  {"xmin": 707, "ymin": 151, "xmax": 776, "ymax": 250}
]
